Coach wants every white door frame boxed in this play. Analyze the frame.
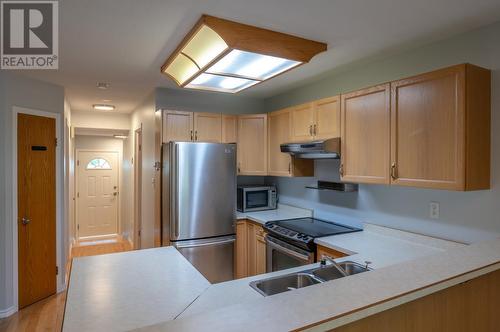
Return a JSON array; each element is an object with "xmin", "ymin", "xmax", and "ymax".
[
  {"xmin": 12, "ymin": 106, "xmax": 64, "ymax": 314},
  {"xmin": 134, "ymin": 127, "xmax": 142, "ymax": 249},
  {"xmin": 75, "ymin": 149, "xmax": 121, "ymax": 240}
]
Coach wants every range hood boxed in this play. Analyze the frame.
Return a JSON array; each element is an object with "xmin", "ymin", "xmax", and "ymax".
[{"xmin": 280, "ymin": 137, "xmax": 340, "ymax": 159}]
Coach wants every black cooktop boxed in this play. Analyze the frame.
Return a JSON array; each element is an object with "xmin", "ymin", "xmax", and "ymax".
[{"xmin": 264, "ymin": 218, "xmax": 362, "ymax": 250}]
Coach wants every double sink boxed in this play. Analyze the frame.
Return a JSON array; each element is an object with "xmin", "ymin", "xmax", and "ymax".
[{"xmin": 250, "ymin": 261, "xmax": 371, "ymax": 296}]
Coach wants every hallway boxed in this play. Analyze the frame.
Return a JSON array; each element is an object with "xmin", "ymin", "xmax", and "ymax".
[{"xmin": 0, "ymin": 239, "xmax": 133, "ymax": 332}]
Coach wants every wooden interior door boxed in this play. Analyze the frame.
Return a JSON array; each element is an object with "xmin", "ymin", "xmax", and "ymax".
[
  {"xmin": 290, "ymin": 103, "xmax": 314, "ymax": 142},
  {"xmin": 77, "ymin": 151, "xmax": 119, "ymax": 238},
  {"xmin": 390, "ymin": 66, "xmax": 465, "ymax": 190},
  {"xmin": 313, "ymin": 96, "xmax": 340, "ymax": 140},
  {"xmin": 222, "ymin": 115, "xmax": 238, "ymax": 143},
  {"xmin": 341, "ymin": 84, "xmax": 391, "ymax": 184},
  {"xmin": 268, "ymin": 109, "xmax": 292, "ymax": 176},
  {"xmin": 237, "ymin": 114, "xmax": 268, "ymax": 176},
  {"xmin": 162, "ymin": 110, "xmax": 193, "ymax": 142},
  {"xmin": 17, "ymin": 113, "xmax": 57, "ymax": 309},
  {"xmin": 193, "ymin": 112, "xmax": 222, "ymax": 142}
]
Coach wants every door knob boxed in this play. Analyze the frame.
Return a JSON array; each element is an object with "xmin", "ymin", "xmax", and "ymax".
[
  {"xmin": 113, "ymin": 192, "xmax": 119, "ymax": 196},
  {"xmin": 21, "ymin": 217, "xmax": 30, "ymax": 225}
]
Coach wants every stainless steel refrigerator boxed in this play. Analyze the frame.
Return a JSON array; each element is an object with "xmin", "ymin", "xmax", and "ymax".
[{"xmin": 162, "ymin": 142, "xmax": 236, "ymax": 283}]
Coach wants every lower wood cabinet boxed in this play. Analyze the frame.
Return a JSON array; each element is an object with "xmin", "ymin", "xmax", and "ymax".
[
  {"xmin": 235, "ymin": 219, "xmax": 267, "ymax": 279},
  {"xmin": 315, "ymin": 244, "xmax": 348, "ymax": 262}
]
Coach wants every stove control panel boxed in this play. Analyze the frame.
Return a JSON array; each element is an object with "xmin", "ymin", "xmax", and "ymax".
[{"xmin": 264, "ymin": 222, "xmax": 313, "ymax": 243}]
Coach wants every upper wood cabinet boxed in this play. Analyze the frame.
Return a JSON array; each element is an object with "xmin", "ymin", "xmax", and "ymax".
[
  {"xmin": 268, "ymin": 108, "xmax": 314, "ymax": 177},
  {"xmin": 237, "ymin": 114, "xmax": 268, "ymax": 176},
  {"xmin": 290, "ymin": 96, "xmax": 341, "ymax": 142},
  {"xmin": 222, "ymin": 115, "xmax": 238, "ymax": 143},
  {"xmin": 162, "ymin": 110, "xmax": 193, "ymax": 142},
  {"xmin": 390, "ymin": 64, "xmax": 490, "ymax": 190},
  {"xmin": 193, "ymin": 112, "xmax": 222, "ymax": 142},
  {"xmin": 340, "ymin": 84, "xmax": 391, "ymax": 184},
  {"xmin": 162, "ymin": 110, "xmax": 222, "ymax": 143},
  {"xmin": 312, "ymin": 96, "xmax": 341, "ymax": 140}
]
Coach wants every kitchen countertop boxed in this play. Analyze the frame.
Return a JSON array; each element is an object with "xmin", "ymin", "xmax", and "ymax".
[
  {"xmin": 65, "ymin": 206, "xmax": 499, "ymax": 332},
  {"xmin": 63, "ymin": 247, "xmax": 210, "ymax": 332},
  {"xmin": 135, "ymin": 238, "xmax": 500, "ymax": 332}
]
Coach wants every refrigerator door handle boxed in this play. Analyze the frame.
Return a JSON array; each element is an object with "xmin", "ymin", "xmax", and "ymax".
[
  {"xmin": 174, "ymin": 237, "xmax": 235, "ymax": 249},
  {"xmin": 171, "ymin": 143, "xmax": 180, "ymax": 239}
]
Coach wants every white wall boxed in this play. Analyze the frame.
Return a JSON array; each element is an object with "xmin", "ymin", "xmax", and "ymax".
[
  {"xmin": 74, "ymin": 136, "xmax": 127, "ymax": 239},
  {"xmin": 0, "ymin": 72, "xmax": 66, "ymax": 316},
  {"xmin": 71, "ymin": 110, "xmax": 130, "ymax": 130},
  {"xmin": 126, "ymin": 93, "xmax": 156, "ymax": 248},
  {"xmin": 265, "ymin": 21, "xmax": 500, "ymax": 244}
]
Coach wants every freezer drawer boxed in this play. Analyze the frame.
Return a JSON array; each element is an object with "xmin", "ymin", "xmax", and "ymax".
[{"xmin": 173, "ymin": 235, "xmax": 235, "ymax": 283}]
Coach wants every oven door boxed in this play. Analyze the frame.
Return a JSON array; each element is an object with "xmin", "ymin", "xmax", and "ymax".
[{"xmin": 266, "ymin": 235, "xmax": 314, "ymax": 272}]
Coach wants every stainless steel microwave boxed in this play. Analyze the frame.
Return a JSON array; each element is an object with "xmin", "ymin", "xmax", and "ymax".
[{"xmin": 237, "ymin": 185, "xmax": 277, "ymax": 212}]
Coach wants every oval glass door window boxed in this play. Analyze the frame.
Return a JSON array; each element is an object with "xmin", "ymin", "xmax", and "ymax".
[{"xmin": 86, "ymin": 158, "xmax": 112, "ymax": 170}]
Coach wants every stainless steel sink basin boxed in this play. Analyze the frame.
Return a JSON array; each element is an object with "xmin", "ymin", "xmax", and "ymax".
[
  {"xmin": 250, "ymin": 261, "xmax": 372, "ymax": 296},
  {"xmin": 250, "ymin": 272, "xmax": 322, "ymax": 296},
  {"xmin": 312, "ymin": 261, "xmax": 370, "ymax": 281}
]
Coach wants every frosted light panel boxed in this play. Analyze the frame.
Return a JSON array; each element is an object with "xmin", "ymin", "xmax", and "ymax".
[
  {"xmin": 186, "ymin": 73, "xmax": 259, "ymax": 93},
  {"xmin": 164, "ymin": 53, "xmax": 198, "ymax": 85},
  {"xmin": 207, "ymin": 50, "xmax": 301, "ymax": 80},
  {"xmin": 182, "ymin": 25, "xmax": 228, "ymax": 68}
]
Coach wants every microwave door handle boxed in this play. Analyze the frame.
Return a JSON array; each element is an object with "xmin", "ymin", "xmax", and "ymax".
[{"xmin": 266, "ymin": 238, "xmax": 310, "ymax": 262}]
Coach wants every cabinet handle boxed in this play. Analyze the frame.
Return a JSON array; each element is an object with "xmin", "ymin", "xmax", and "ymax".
[
  {"xmin": 339, "ymin": 163, "xmax": 344, "ymax": 177},
  {"xmin": 309, "ymin": 125, "xmax": 313, "ymax": 136},
  {"xmin": 195, "ymin": 130, "xmax": 198, "ymax": 141},
  {"xmin": 313, "ymin": 124, "xmax": 317, "ymax": 136},
  {"xmin": 190, "ymin": 130, "xmax": 193, "ymax": 141},
  {"xmin": 21, "ymin": 217, "xmax": 31, "ymax": 225},
  {"xmin": 391, "ymin": 162, "xmax": 398, "ymax": 180},
  {"xmin": 288, "ymin": 162, "xmax": 291, "ymax": 174},
  {"xmin": 237, "ymin": 162, "xmax": 241, "ymax": 174}
]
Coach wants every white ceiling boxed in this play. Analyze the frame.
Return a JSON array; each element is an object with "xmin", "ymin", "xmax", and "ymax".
[{"xmin": 19, "ymin": 0, "xmax": 500, "ymax": 113}]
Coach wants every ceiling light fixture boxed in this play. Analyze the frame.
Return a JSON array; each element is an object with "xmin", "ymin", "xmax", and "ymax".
[
  {"xmin": 93, "ymin": 104, "xmax": 115, "ymax": 111},
  {"xmin": 97, "ymin": 82, "xmax": 110, "ymax": 90},
  {"xmin": 161, "ymin": 15, "xmax": 327, "ymax": 93}
]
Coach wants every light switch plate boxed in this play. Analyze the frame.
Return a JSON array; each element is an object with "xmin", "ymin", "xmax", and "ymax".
[{"xmin": 430, "ymin": 202, "xmax": 440, "ymax": 219}]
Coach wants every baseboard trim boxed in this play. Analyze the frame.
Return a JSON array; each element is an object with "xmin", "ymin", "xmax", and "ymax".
[{"xmin": 0, "ymin": 306, "xmax": 17, "ymax": 318}]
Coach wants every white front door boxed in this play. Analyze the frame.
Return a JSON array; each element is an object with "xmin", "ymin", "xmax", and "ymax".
[{"xmin": 77, "ymin": 151, "xmax": 119, "ymax": 238}]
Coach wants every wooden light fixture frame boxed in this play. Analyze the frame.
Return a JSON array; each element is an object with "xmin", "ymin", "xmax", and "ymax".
[{"xmin": 161, "ymin": 15, "xmax": 327, "ymax": 92}]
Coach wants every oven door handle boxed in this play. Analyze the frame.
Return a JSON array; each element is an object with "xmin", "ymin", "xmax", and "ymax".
[{"xmin": 266, "ymin": 238, "xmax": 311, "ymax": 262}]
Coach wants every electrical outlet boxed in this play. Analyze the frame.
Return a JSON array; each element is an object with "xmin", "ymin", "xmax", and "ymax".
[{"xmin": 430, "ymin": 202, "xmax": 440, "ymax": 219}]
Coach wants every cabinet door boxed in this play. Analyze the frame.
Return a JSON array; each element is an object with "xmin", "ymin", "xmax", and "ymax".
[
  {"xmin": 255, "ymin": 228, "xmax": 267, "ymax": 275},
  {"xmin": 313, "ymin": 96, "xmax": 340, "ymax": 140},
  {"xmin": 341, "ymin": 84, "xmax": 391, "ymax": 184},
  {"xmin": 193, "ymin": 112, "xmax": 222, "ymax": 142},
  {"xmin": 290, "ymin": 103, "xmax": 314, "ymax": 142},
  {"xmin": 163, "ymin": 110, "xmax": 193, "ymax": 143},
  {"xmin": 235, "ymin": 220, "xmax": 248, "ymax": 279},
  {"xmin": 246, "ymin": 223, "xmax": 256, "ymax": 276},
  {"xmin": 237, "ymin": 114, "xmax": 268, "ymax": 176},
  {"xmin": 391, "ymin": 66, "xmax": 465, "ymax": 190},
  {"xmin": 222, "ymin": 115, "xmax": 238, "ymax": 143},
  {"xmin": 268, "ymin": 109, "xmax": 292, "ymax": 176},
  {"xmin": 316, "ymin": 245, "xmax": 348, "ymax": 262}
]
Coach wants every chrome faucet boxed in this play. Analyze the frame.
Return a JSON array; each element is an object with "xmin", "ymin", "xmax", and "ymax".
[{"xmin": 320, "ymin": 255, "xmax": 348, "ymax": 277}]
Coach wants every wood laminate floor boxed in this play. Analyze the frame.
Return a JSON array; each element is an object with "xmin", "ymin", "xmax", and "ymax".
[{"xmin": 0, "ymin": 238, "xmax": 133, "ymax": 332}]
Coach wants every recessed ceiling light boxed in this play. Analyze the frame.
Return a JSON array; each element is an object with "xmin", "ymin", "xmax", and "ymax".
[
  {"xmin": 97, "ymin": 82, "xmax": 110, "ymax": 90},
  {"xmin": 102, "ymin": 99, "xmax": 112, "ymax": 102},
  {"xmin": 93, "ymin": 104, "xmax": 115, "ymax": 111},
  {"xmin": 161, "ymin": 15, "xmax": 326, "ymax": 93}
]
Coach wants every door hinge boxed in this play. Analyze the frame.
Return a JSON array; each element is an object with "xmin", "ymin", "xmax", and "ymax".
[
  {"xmin": 56, "ymin": 266, "xmax": 59, "ymax": 275},
  {"xmin": 138, "ymin": 230, "xmax": 141, "ymax": 237},
  {"xmin": 55, "ymin": 138, "xmax": 58, "ymax": 147},
  {"xmin": 77, "ymin": 192, "xmax": 80, "ymax": 198},
  {"xmin": 77, "ymin": 224, "xmax": 80, "ymax": 230},
  {"xmin": 77, "ymin": 160, "xmax": 80, "ymax": 166}
]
